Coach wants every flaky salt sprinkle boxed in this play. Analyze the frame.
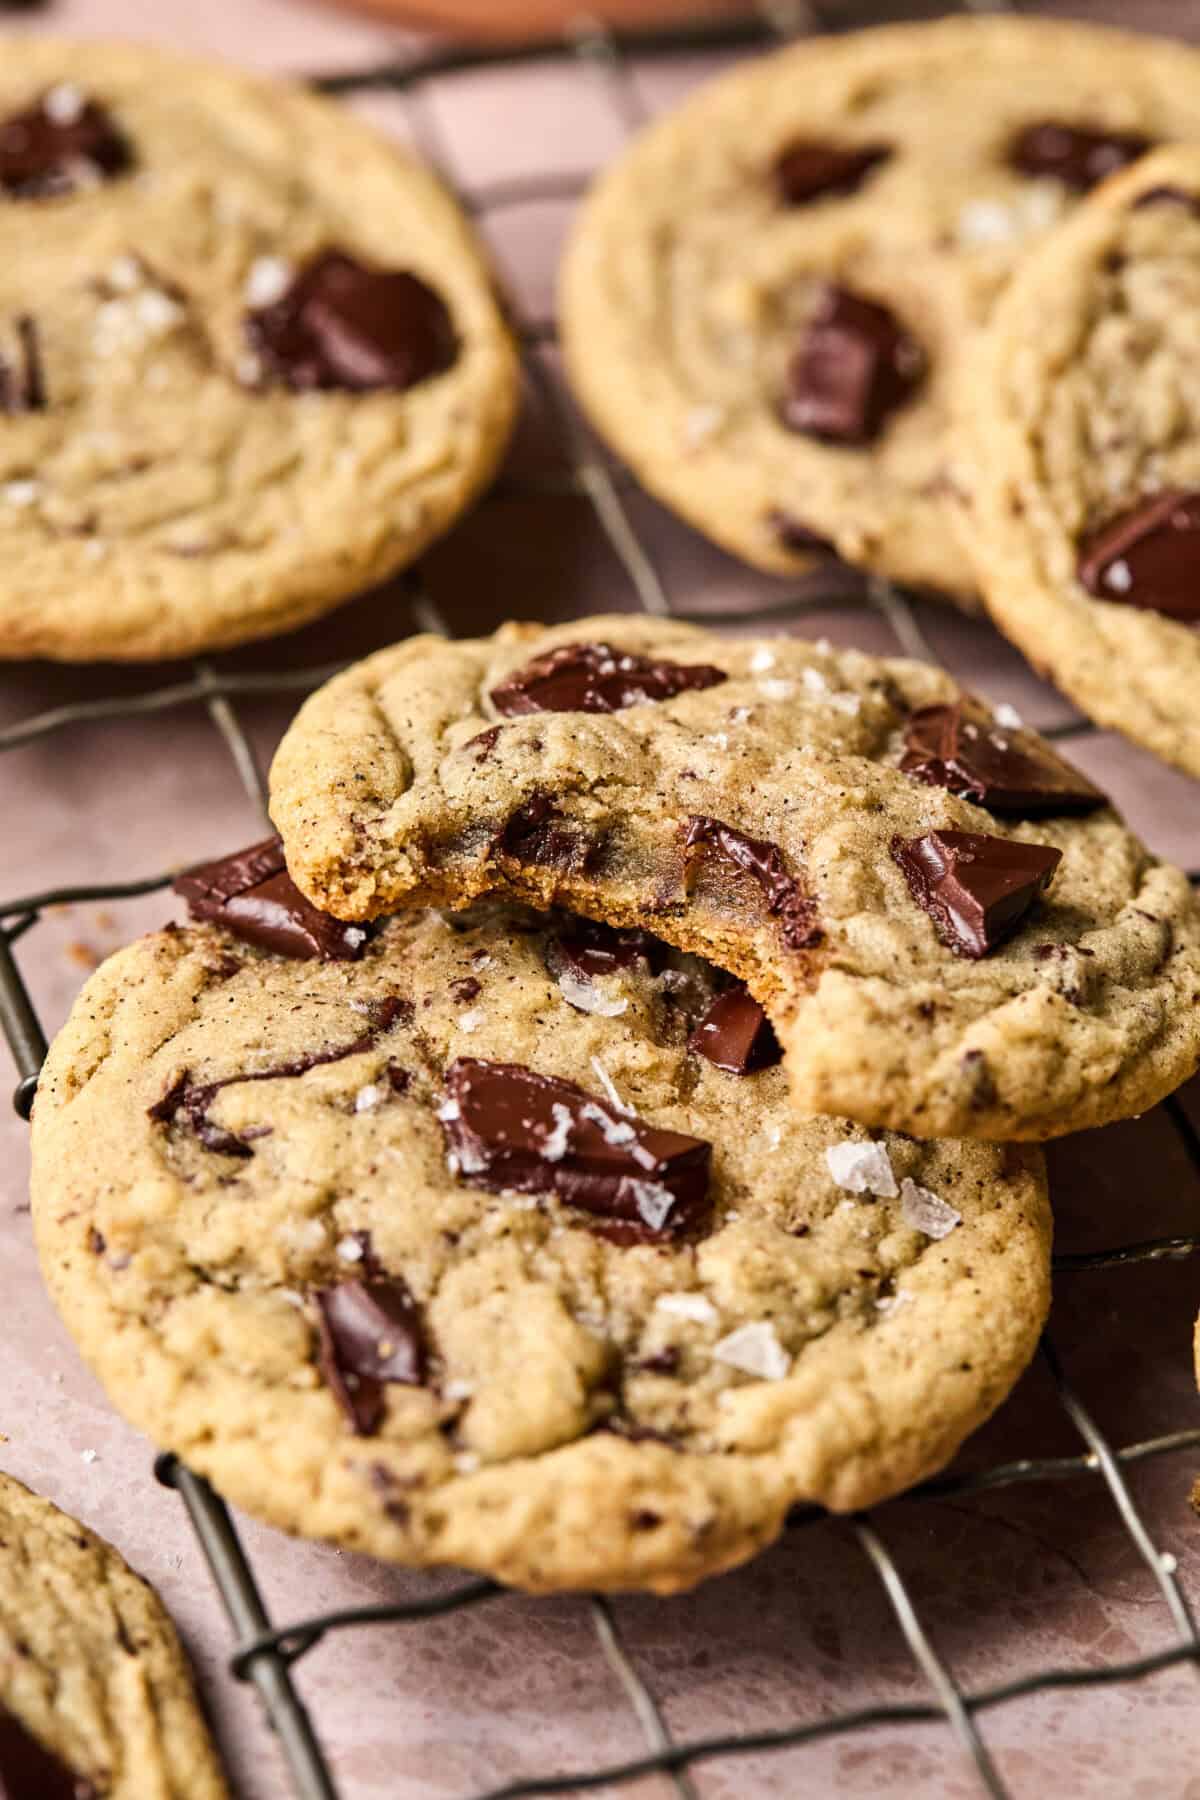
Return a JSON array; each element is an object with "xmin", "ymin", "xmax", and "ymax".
[
  {"xmin": 454, "ymin": 1451, "xmax": 481, "ymax": 1474},
  {"xmin": 899, "ymin": 1177, "xmax": 962, "ymax": 1240},
  {"xmin": 336, "ymin": 1235, "xmax": 365, "ymax": 1263},
  {"xmin": 444, "ymin": 1378, "xmax": 474, "ymax": 1402},
  {"xmin": 828, "ymin": 691, "xmax": 861, "ymax": 717},
  {"xmin": 354, "ymin": 1084, "xmax": 384, "ymax": 1113},
  {"xmin": 44, "ymin": 82, "xmax": 86, "ymax": 125},
  {"xmin": 993, "ymin": 702, "xmax": 1024, "ymax": 729},
  {"xmin": 801, "ymin": 666, "xmax": 828, "ymax": 695},
  {"xmin": 826, "ymin": 1139, "xmax": 898, "ymax": 1199},
  {"xmin": 656, "ymin": 1292, "xmax": 718, "ymax": 1325},
  {"xmin": 541, "ymin": 1102, "xmax": 574, "ymax": 1163},
  {"xmin": 244, "ymin": 255, "xmax": 294, "ymax": 309},
  {"xmin": 556, "ymin": 967, "xmax": 627, "ymax": 1018},
  {"xmin": 628, "ymin": 1180, "xmax": 674, "ymax": 1231},
  {"xmin": 712, "ymin": 1321, "xmax": 791, "ymax": 1381},
  {"xmin": 457, "ymin": 1009, "xmax": 483, "ymax": 1034},
  {"xmin": 1106, "ymin": 559, "xmax": 1133, "ymax": 594},
  {"xmin": 2, "ymin": 480, "xmax": 40, "ymax": 508},
  {"xmin": 749, "ymin": 645, "xmax": 776, "ymax": 673},
  {"xmin": 590, "ymin": 1056, "xmax": 633, "ymax": 1116},
  {"xmin": 759, "ymin": 678, "xmax": 795, "ymax": 701}
]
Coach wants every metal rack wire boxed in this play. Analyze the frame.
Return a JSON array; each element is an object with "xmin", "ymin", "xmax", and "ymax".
[{"xmin": 3, "ymin": 6, "xmax": 1200, "ymax": 1797}]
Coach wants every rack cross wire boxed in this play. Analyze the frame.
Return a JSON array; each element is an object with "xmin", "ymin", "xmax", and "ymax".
[{"xmin": 3, "ymin": 5, "xmax": 1200, "ymax": 1797}]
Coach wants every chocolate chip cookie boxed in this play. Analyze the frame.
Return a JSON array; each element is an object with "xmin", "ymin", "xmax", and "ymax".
[
  {"xmin": 269, "ymin": 616, "xmax": 1200, "ymax": 1142},
  {"xmin": 30, "ymin": 887, "xmax": 1050, "ymax": 1593},
  {"xmin": 560, "ymin": 15, "xmax": 1200, "ymax": 602},
  {"xmin": 957, "ymin": 145, "xmax": 1200, "ymax": 781},
  {"xmin": 0, "ymin": 40, "xmax": 517, "ymax": 661},
  {"xmin": 0, "ymin": 1472, "xmax": 227, "ymax": 1798}
]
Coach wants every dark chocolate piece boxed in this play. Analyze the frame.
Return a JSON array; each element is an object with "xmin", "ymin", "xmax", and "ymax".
[
  {"xmin": 891, "ymin": 829, "xmax": 1061, "ymax": 959},
  {"xmin": 775, "ymin": 138, "xmax": 891, "ymax": 207},
  {"xmin": 782, "ymin": 284, "xmax": 924, "ymax": 446},
  {"xmin": 549, "ymin": 916, "xmax": 666, "ymax": 984},
  {"xmin": 0, "ymin": 1700, "xmax": 94, "ymax": 1800},
  {"xmin": 149, "ymin": 997, "xmax": 405, "ymax": 1159},
  {"xmin": 0, "ymin": 88, "xmax": 132, "ymax": 199},
  {"xmin": 1008, "ymin": 121, "xmax": 1155, "ymax": 191},
  {"xmin": 685, "ymin": 816, "xmax": 822, "ymax": 950},
  {"xmin": 900, "ymin": 703, "xmax": 1106, "ymax": 816},
  {"xmin": 769, "ymin": 510, "xmax": 838, "ymax": 557},
  {"xmin": 1076, "ymin": 491, "xmax": 1200, "ymax": 621},
  {"xmin": 174, "ymin": 836, "xmax": 369, "ymax": 961},
  {"xmin": 689, "ymin": 984, "xmax": 781, "ymax": 1075},
  {"xmin": 245, "ymin": 249, "xmax": 456, "ymax": 394},
  {"xmin": 499, "ymin": 793, "xmax": 592, "ymax": 872},
  {"xmin": 440, "ymin": 1058, "xmax": 711, "ymax": 1242},
  {"xmin": 0, "ymin": 316, "xmax": 45, "ymax": 413},
  {"xmin": 490, "ymin": 641, "xmax": 727, "ymax": 717},
  {"xmin": 315, "ymin": 1278, "xmax": 426, "ymax": 1436}
]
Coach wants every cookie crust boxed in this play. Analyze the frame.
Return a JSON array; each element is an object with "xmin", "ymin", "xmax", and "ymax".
[{"xmin": 0, "ymin": 40, "xmax": 517, "ymax": 662}]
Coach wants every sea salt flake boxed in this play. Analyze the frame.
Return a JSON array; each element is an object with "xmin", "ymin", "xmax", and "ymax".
[
  {"xmin": 899, "ymin": 1177, "xmax": 962, "ymax": 1240},
  {"xmin": 277, "ymin": 1217, "xmax": 326, "ymax": 1253},
  {"xmin": 336, "ymin": 1235, "xmax": 365, "ymax": 1263},
  {"xmin": 713, "ymin": 1321, "xmax": 791, "ymax": 1381},
  {"xmin": 875, "ymin": 1291, "xmax": 913, "ymax": 1315},
  {"xmin": 759, "ymin": 678, "xmax": 795, "ymax": 701},
  {"xmin": 454, "ymin": 1452, "xmax": 481, "ymax": 1474},
  {"xmin": 1106, "ymin": 558, "xmax": 1133, "ymax": 594},
  {"xmin": 457, "ymin": 1009, "xmax": 483, "ymax": 1033},
  {"xmin": 828, "ymin": 691, "xmax": 861, "ymax": 717},
  {"xmin": 556, "ymin": 967, "xmax": 627, "ymax": 1018},
  {"xmin": 2, "ymin": 480, "xmax": 40, "ymax": 508},
  {"xmin": 437, "ymin": 1098, "xmax": 461, "ymax": 1123},
  {"xmin": 44, "ymin": 83, "xmax": 86, "ymax": 126},
  {"xmin": 108, "ymin": 254, "xmax": 143, "ymax": 292},
  {"xmin": 656, "ymin": 1292, "xmax": 718, "ymax": 1325},
  {"xmin": 245, "ymin": 255, "xmax": 293, "ymax": 308},
  {"xmin": 541, "ymin": 1102, "xmax": 575, "ymax": 1163},
  {"xmin": 580, "ymin": 1102, "xmax": 635, "ymax": 1146},
  {"xmin": 627, "ymin": 1180, "xmax": 675, "ymax": 1231},
  {"xmin": 134, "ymin": 289, "xmax": 183, "ymax": 335},
  {"xmin": 993, "ymin": 702, "xmax": 1024, "ymax": 729},
  {"xmin": 801, "ymin": 667, "xmax": 828, "ymax": 695},
  {"xmin": 354, "ymin": 1084, "xmax": 384, "ymax": 1113},
  {"xmin": 749, "ymin": 645, "xmax": 776, "ymax": 673},
  {"xmin": 590, "ymin": 1056, "xmax": 633, "ymax": 1116},
  {"xmin": 957, "ymin": 198, "xmax": 1019, "ymax": 247},
  {"xmin": 826, "ymin": 1140, "xmax": 898, "ymax": 1199},
  {"xmin": 444, "ymin": 1378, "xmax": 474, "ymax": 1402}
]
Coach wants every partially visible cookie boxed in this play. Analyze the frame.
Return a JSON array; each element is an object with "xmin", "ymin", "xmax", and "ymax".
[
  {"xmin": 269, "ymin": 615, "xmax": 1200, "ymax": 1143},
  {"xmin": 31, "ymin": 894, "xmax": 1051, "ymax": 1594},
  {"xmin": 0, "ymin": 40, "xmax": 517, "ymax": 661},
  {"xmin": 560, "ymin": 15, "xmax": 1200, "ymax": 602},
  {"xmin": 956, "ymin": 145, "xmax": 1200, "ymax": 781},
  {"xmin": 0, "ymin": 1472, "xmax": 227, "ymax": 1798}
]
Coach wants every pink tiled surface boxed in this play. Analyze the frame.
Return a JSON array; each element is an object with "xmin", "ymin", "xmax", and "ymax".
[{"xmin": 3, "ymin": 5, "xmax": 1200, "ymax": 1799}]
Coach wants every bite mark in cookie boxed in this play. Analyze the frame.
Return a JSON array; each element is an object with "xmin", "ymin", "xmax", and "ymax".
[{"xmin": 244, "ymin": 249, "xmax": 457, "ymax": 394}]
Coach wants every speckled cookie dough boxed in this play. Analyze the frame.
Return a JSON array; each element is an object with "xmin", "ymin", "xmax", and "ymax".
[
  {"xmin": 269, "ymin": 615, "xmax": 1200, "ymax": 1142},
  {"xmin": 0, "ymin": 1472, "xmax": 228, "ymax": 1798},
  {"xmin": 30, "ymin": 902, "xmax": 1050, "ymax": 1594},
  {"xmin": 560, "ymin": 15, "xmax": 1200, "ymax": 602},
  {"xmin": 0, "ymin": 40, "xmax": 518, "ymax": 662},
  {"xmin": 956, "ymin": 145, "xmax": 1200, "ymax": 781}
]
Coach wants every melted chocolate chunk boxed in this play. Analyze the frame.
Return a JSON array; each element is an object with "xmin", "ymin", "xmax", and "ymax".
[
  {"xmin": 900, "ymin": 703, "xmax": 1106, "ymax": 816},
  {"xmin": 775, "ymin": 138, "xmax": 891, "ymax": 207},
  {"xmin": 174, "ymin": 836, "xmax": 370, "ymax": 961},
  {"xmin": 685, "ymin": 817, "xmax": 822, "ymax": 950},
  {"xmin": 440, "ymin": 1058, "xmax": 712, "ymax": 1242},
  {"xmin": 891, "ymin": 829, "xmax": 1061, "ymax": 959},
  {"xmin": 0, "ymin": 316, "xmax": 45, "ymax": 413},
  {"xmin": 0, "ymin": 1700, "xmax": 94, "ymax": 1800},
  {"xmin": 689, "ymin": 984, "xmax": 781, "ymax": 1075},
  {"xmin": 499, "ymin": 793, "xmax": 593, "ymax": 873},
  {"xmin": 149, "ymin": 998, "xmax": 406, "ymax": 1159},
  {"xmin": 0, "ymin": 89, "xmax": 132, "ymax": 199},
  {"xmin": 769, "ymin": 510, "xmax": 838, "ymax": 557},
  {"xmin": 490, "ymin": 641, "xmax": 727, "ymax": 717},
  {"xmin": 1008, "ymin": 121, "xmax": 1155, "ymax": 191},
  {"xmin": 1076, "ymin": 491, "xmax": 1200, "ymax": 621},
  {"xmin": 245, "ymin": 250, "xmax": 457, "ymax": 394},
  {"xmin": 782, "ymin": 284, "xmax": 925, "ymax": 447},
  {"xmin": 315, "ymin": 1278, "xmax": 427, "ymax": 1436},
  {"xmin": 549, "ymin": 916, "xmax": 667, "ymax": 984}
]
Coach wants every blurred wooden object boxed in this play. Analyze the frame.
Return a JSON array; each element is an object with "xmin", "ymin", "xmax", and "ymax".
[{"xmin": 323, "ymin": 0, "xmax": 757, "ymax": 40}]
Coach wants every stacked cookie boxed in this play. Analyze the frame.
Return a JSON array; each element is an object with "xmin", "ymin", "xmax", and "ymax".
[
  {"xmin": 31, "ymin": 618, "xmax": 1200, "ymax": 1593},
  {"xmin": 561, "ymin": 14, "xmax": 1200, "ymax": 776}
]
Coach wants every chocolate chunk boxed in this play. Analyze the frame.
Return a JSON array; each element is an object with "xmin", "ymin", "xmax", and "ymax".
[
  {"xmin": 891, "ymin": 829, "xmax": 1061, "ymax": 959},
  {"xmin": 0, "ymin": 1700, "xmax": 94, "ymax": 1800},
  {"xmin": 315, "ymin": 1278, "xmax": 427, "ymax": 1436},
  {"xmin": 685, "ymin": 817, "xmax": 822, "ymax": 950},
  {"xmin": 245, "ymin": 250, "xmax": 457, "ymax": 394},
  {"xmin": 689, "ymin": 985, "xmax": 782, "ymax": 1075},
  {"xmin": 775, "ymin": 138, "xmax": 891, "ymax": 207},
  {"xmin": 769, "ymin": 510, "xmax": 838, "ymax": 557},
  {"xmin": 0, "ymin": 316, "xmax": 45, "ymax": 413},
  {"xmin": 149, "ymin": 998, "xmax": 406, "ymax": 1159},
  {"xmin": 440, "ymin": 1058, "xmax": 712, "ymax": 1242},
  {"xmin": 900, "ymin": 703, "xmax": 1106, "ymax": 816},
  {"xmin": 549, "ymin": 916, "xmax": 667, "ymax": 983},
  {"xmin": 466, "ymin": 724, "xmax": 502, "ymax": 763},
  {"xmin": 1076, "ymin": 491, "xmax": 1200, "ymax": 621},
  {"xmin": 174, "ymin": 836, "xmax": 370, "ymax": 961},
  {"xmin": 0, "ymin": 88, "xmax": 132, "ymax": 199},
  {"xmin": 782, "ymin": 285, "xmax": 924, "ymax": 447},
  {"xmin": 499, "ymin": 793, "xmax": 592, "ymax": 873},
  {"xmin": 1133, "ymin": 185, "xmax": 1200, "ymax": 216},
  {"xmin": 490, "ymin": 641, "xmax": 727, "ymax": 717},
  {"xmin": 1008, "ymin": 121, "xmax": 1155, "ymax": 191}
]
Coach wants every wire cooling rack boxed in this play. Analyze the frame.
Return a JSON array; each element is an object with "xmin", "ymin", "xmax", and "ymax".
[{"xmin": 4, "ymin": 5, "xmax": 1200, "ymax": 1797}]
